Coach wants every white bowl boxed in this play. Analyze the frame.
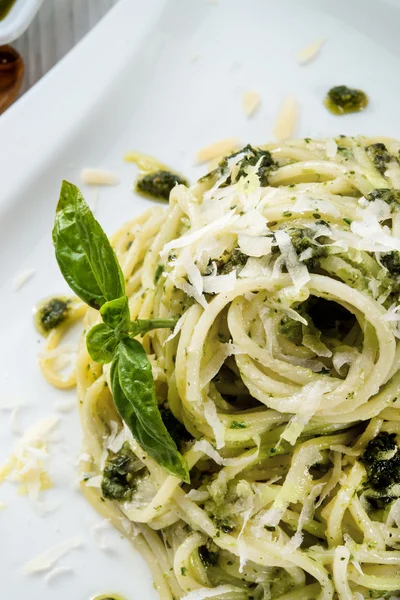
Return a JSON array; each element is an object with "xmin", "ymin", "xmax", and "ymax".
[{"xmin": 0, "ymin": 0, "xmax": 43, "ymax": 45}]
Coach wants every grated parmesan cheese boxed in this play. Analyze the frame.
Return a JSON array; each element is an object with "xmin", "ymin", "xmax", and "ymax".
[
  {"xmin": 274, "ymin": 230, "xmax": 310, "ymax": 291},
  {"xmin": 23, "ymin": 537, "xmax": 83, "ymax": 574},
  {"xmin": 84, "ymin": 474, "xmax": 102, "ymax": 488},
  {"xmin": 81, "ymin": 168, "xmax": 119, "ymax": 186},
  {"xmin": 44, "ymin": 566, "xmax": 73, "ymax": 584},
  {"xmin": 193, "ymin": 438, "xmax": 260, "ymax": 467},
  {"xmin": 202, "ymin": 270, "xmax": 236, "ymax": 294},
  {"xmin": 261, "ymin": 445, "xmax": 321, "ymax": 526},
  {"xmin": 238, "ymin": 234, "xmax": 272, "ymax": 257},
  {"xmin": 185, "ymin": 489, "xmax": 209, "ymax": 502},
  {"xmin": 13, "ymin": 269, "xmax": 36, "ymax": 291},
  {"xmin": 242, "ymin": 91, "xmax": 261, "ymax": 117},
  {"xmin": 161, "ymin": 210, "xmax": 238, "ymax": 257},
  {"xmin": 91, "ymin": 519, "xmax": 117, "ymax": 551},
  {"xmin": 164, "ymin": 313, "xmax": 186, "ymax": 345},
  {"xmin": 274, "ymin": 96, "xmax": 298, "ymax": 141},
  {"xmin": 296, "ymin": 38, "xmax": 324, "ymax": 65},
  {"xmin": 54, "ymin": 398, "xmax": 76, "ymax": 413},
  {"xmin": 326, "ymin": 138, "xmax": 337, "ymax": 159},
  {"xmin": 0, "ymin": 415, "xmax": 59, "ymax": 509},
  {"xmin": 195, "ymin": 138, "xmax": 241, "ymax": 165}
]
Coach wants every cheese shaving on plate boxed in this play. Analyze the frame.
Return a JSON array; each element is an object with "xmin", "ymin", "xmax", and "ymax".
[
  {"xmin": 274, "ymin": 95, "xmax": 298, "ymax": 141},
  {"xmin": 0, "ymin": 415, "xmax": 59, "ymax": 509},
  {"xmin": 23, "ymin": 537, "xmax": 83, "ymax": 574},
  {"xmin": 13, "ymin": 268, "xmax": 36, "ymax": 291},
  {"xmin": 195, "ymin": 138, "xmax": 241, "ymax": 164},
  {"xmin": 91, "ymin": 519, "xmax": 117, "ymax": 551},
  {"xmin": 242, "ymin": 91, "xmax": 261, "ymax": 117},
  {"xmin": 296, "ymin": 38, "xmax": 324, "ymax": 64},
  {"xmin": 81, "ymin": 168, "xmax": 119, "ymax": 186},
  {"xmin": 44, "ymin": 566, "xmax": 73, "ymax": 584}
]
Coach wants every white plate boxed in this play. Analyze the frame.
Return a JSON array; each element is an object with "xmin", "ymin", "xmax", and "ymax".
[{"xmin": 1, "ymin": 0, "xmax": 400, "ymax": 598}]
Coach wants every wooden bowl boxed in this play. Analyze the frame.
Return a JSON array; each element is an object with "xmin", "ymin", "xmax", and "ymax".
[{"xmin": 0, "ymin": 45, "xmax": 24, "ymax": 114}]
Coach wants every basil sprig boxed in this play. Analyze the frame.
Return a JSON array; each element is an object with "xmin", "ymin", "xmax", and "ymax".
[
  {"xmin": 53, "ymin": 181, "xmax": 189, "ymax": 483},
  {"xmin": 53, "ymin": 181, "xmax": 125, "ymax": 309}
]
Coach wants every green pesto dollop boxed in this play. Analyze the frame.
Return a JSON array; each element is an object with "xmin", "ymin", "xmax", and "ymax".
[
  {"xmin": 34, "ymin": 297, "xmax": 71, "ymax": 337},
  {"xmin": 199, "ymin": 144, "xmax": 277, "ymax": 188},
  {"xmin": 380, "ymin": 250, "xmax": 400, "ymax": 276},
  {"xmin": 92, "ymin": 595, "xmax": 127, "ymax": 600},
  {"xmin": 366, "ymin": 188, "xmax": 400, "ymax": 212},
  {"xmin": 135, "ymin": 170, "xmax": 188, "ymax": 201},
  {"xmin": 324, "ymin": 85, "xmax": 368, "ymax": 115},
  {"xmin": 366, "ymin": 142, "xmax": 393, "ymax": 174},
  {"xmin": 360, "ymin": 432, "xmax": 400, "ymax": 508},
  {"xmin": 101, "ymin": 442, "xmax": 145, "ymax": 501}
]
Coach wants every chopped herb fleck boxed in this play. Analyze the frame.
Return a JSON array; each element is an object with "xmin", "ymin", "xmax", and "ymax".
[
  {"xmin": 154, "ymin": 264, "xmax": 164, "ymax": 284},
  {"xmin": 230, "ymin": 421, "xmax": 247, "ymax": 429}
]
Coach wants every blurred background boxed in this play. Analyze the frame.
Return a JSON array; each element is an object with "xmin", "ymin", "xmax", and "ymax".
[{"xmin": 0, "ymin": 0, "xmax": 118, "ymax": 111}]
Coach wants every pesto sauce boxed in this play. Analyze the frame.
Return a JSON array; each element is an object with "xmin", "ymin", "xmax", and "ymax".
[
  {"xmin": 33, "ymin": 296, "xmax": 71, "ymax": 337},
  {"xmin": 324, "ymin": 85, "xmax": 368, "ymax": 115},
  {"xmin": 135, "ymin": 170, "xmax": 188, "ymax": 201},
  {"xmin": 93, "ymin": 595, "xmax": 127, "ymax": 600},
  {"xmin": 0, "ymin": 0, "xmax": 15, "ymax": 20}
]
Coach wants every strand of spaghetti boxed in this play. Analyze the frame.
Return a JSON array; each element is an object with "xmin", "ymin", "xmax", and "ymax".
[{"xmin": 325, "ymin": 462, "xmax": 366, "ymax": 547}]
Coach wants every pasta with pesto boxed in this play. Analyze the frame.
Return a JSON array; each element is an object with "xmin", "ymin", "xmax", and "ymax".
[{"xmin": 41, "ymin": 137, "xmax": 400, "ymax": 600}]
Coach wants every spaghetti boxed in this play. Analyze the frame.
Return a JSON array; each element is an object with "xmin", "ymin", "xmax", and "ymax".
[{"xmin": 42, "ymin": 137, "xmax": 400, "ymax": 600}]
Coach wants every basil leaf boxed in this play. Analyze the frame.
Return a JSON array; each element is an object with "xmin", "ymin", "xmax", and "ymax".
[
  {"xmin": 53, "ymin": 181, "xmax": 125, "ymax": 309},
  {"xmin": 129, "ymin": 318, "xmax": 178, "ymax": 337},
  {"xmin": 111, "ymin": 339, "xmax": 189, "ymax": 482},
  {"xmin": 86, "ymin": 323, "xmax": 119, "ymax": 363},
  {"xmin": 101, "ymin": 296, "xmax": 130, "ymax": 333}
]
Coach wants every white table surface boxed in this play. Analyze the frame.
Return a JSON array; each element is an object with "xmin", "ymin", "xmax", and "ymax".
[{"xmin": 14, "ymin": 0, "xmax": 119, "ymax": 95}]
